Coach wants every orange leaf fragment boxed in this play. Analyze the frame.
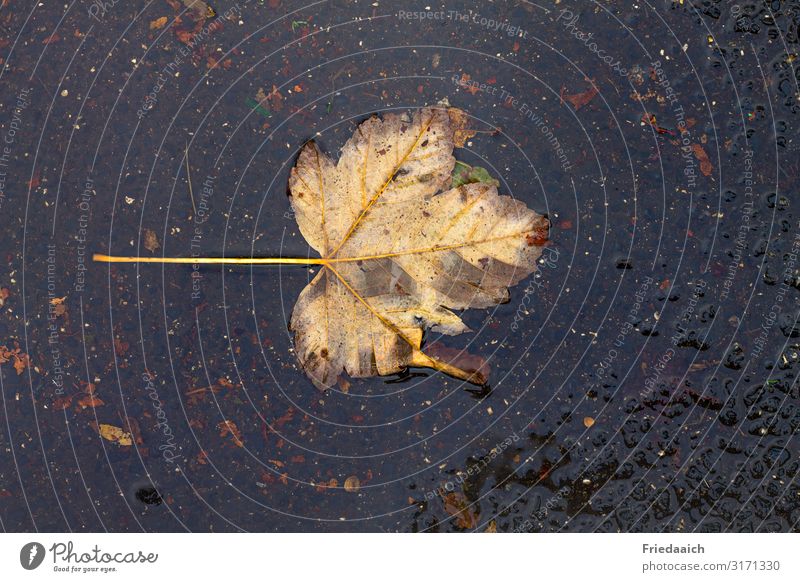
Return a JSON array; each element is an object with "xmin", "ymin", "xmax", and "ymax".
[
  {"xmin": 150, "ymin": 16, "xmax": 169, "ymax": 30},
  {"xmin": 97, "ymin": 423, "xmax": 133, "ymax": 446},
  {"xmin": 691, "ymin": 143, "xmax": 713, "ymax": 177},
  {"xmin": 447, "ymin": 107, "xmax": 478, "ymax": 148},
  {"xmin": 561, "ymin": 81, "xmax": 599, "ymax": 111},
  {"xmin": 77, "ymin": 395, "xmax": 105, "ymax": 409},
  {"xmin": 217, "ymin": 420, "xmax": 244, "ymax": 447}
]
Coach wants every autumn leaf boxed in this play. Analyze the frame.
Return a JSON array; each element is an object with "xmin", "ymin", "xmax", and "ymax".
[
  {"xmin": 286, "ymin": 107, "xmax": 548, "ymax": 389},
  {"xmin": 96, "ymin": 423, "xmax": 133, "ymax": 446},
  {"xmin": 94, "ymin": 106, "xmax": 550, "ymax": 391}
]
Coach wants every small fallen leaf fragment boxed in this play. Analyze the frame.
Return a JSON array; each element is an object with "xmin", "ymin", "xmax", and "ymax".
[
  {"xmin": 98, "ymin": 424, "xmax": 133, "ymax": 446},
  {"xmin": 51, "ymin": 297, "xmax": 67, "ymax": 317},
  {"xmin": 175, "ymin": 29, "xmax": 195, "ymax": 44},
  {"xmin": 53, "ymin": 395, "xmax": 74, "ymax": 410},
  {"xmin": 583, "ymin": 416, "xmax": 595, "ymax": 428},
  {"xmin": 143, "ymin": 229, "xmax": 160, "ymax": 253},
  {"xmin": 77, "ymin": 395, "xmax": 105, "ymax": 409},
  {"xmin": 217, "ymin": 420, "xmax": 244, "ymax": 447},
  {"xmin": 114, "ymin": 337, "xmax": 129, "ymax": 356},
  {"xmin": 246, "ymin": 96, "xmax": 271, "ymax": 118},
  {"xmin": 691, "ymin": 143, "xmax": 713, "ymax": 176},
  {"xmin": 343, "ymin": 475, "xmax": 360, "ymax": 492},
  {"xmin": 150, "ymin": 16, "xmax": 169, "ymax": 30},
  {"xmin": 263, "ymin": 84, "xmax": 284, "ymax": 112},
  {"xmin": 0, "ymin": 345, "xmax": 29, "ymax": 375},
  {"xmin": 0, "ymin": 287, "xmax": 9, "ymax": 307},
  {"xmin": 485, "ymin": 520, "xmax": 497, "ymax": 533},
  {"xmin": 451, "ymin": 162, "xmax": 500, "ymax": 189},
  {"xmin": 169, "ymin": 0, "xmax": 215, "ymax": 21},
  {"xmin": 447, "ymin": 107, "xmax": 477, "ymax": 148},
  {"xmin": 642, "ymin": 113, "xmax": 675, "ymax": 136},
  {"xmin": 561, "ymin": 81, "xmax": 599, "ymax": 111},
  {"xmin": 441, "ymin": 490, "xmax": 478, "ymax": 529},
  {"xmin": 217, "ymin": 377, "xmax": 235, "ymax": 389},
  {"xmin": 12, "ymin": 355, "xmax": 26, "ymax": 375},
  {"xmin": 457, "ymin": 73, "xmax": 480, "ymax": 95}
]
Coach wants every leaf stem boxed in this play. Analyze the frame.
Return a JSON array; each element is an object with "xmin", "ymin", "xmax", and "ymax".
[
  {"xmin": 92, "ymin": 254, "xmax": 327, "ymax": 266},
  {"xmin": 411, "ymin": 350, "xmax": 486, "ymax": 386}
]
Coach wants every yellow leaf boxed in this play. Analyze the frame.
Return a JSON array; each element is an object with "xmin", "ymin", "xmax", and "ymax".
[
  {"xmin": 98, "ymin": 424, "xmax": 133, "ymax": 446},
  {"xmin": 286, "ymin": 107, "xmax": 549, "ymax": 389},
  {"xmin": 150, "ymin": 16, "xmax": 168, "ymax": 30},
  {"xmin": 343, "ymin": 476, "xmax": 360, "ymax": 493},
  {"xmin": 583, "ymin": 416, "xmax": 595, "ymax": 428}
]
